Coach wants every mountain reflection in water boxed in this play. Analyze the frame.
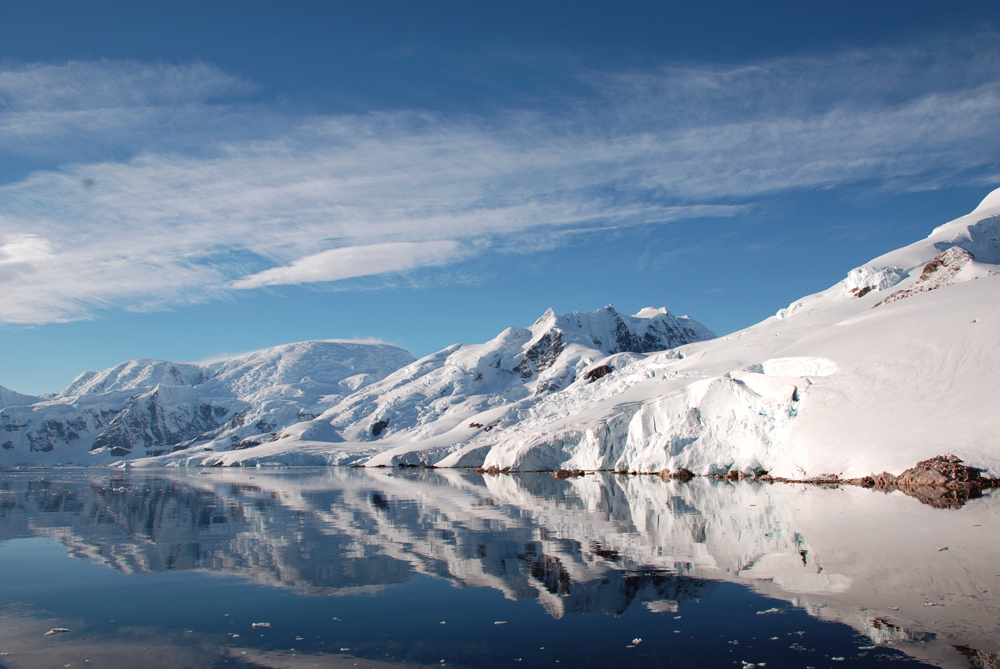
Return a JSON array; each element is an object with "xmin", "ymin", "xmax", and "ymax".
[{"xmin": 1, "ymin": 467, "xmax": 998, "ymax": 667}]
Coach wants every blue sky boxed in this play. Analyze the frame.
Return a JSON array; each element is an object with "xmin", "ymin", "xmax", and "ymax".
[{"xmin": 2, "ymin": 1, "xmax": 1000, "ymax": 395}]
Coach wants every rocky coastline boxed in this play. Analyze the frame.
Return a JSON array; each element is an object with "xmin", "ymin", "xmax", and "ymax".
[{"xmin": 473, "ymin": 454, "xmax": 998, "ymax": 509}]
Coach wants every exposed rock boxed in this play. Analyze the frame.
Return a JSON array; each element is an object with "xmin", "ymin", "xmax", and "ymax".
[
  {"xmin": 232, "ymin": 438, "xmax": 263, "ymax": 451},
  {"xmin": 846, "ymin": 456, "xmax": 998, "ymax": 508},
  {"xmin": 850, "ymin": 285, "xmax": 874, "ymax": 298},
  {"xmin": 371, "ymin": 419, "xmax": 389, "ymax": 437},
  {"xmin": 955, "ymin": 645, "xmax": 1000, "ymax": 669},
  {"xmin": 583, "ymin": 365, "xmax": 613, "ymax": 383},
  {"xmin": 843, "ymin": 265, "xmax": 908, "ymax": 300},
  {"xmin": 552, "ymin": 469, "xmax": 585, "ymax": 480},
  {"xmin": 659, "ymin": 468, "xmax": 695, "ymax": 482},
  {"xmin": 90, "ymin": 389, "xmax": 231, "ymax": 457},
  {"xmin": 518, "ymin": 331, "xmax": 565, "ymax": 380},
  {"xmin": 874, "ymin": 247, "xmax": 974, "ymax": 307},
  {"xmin": 850, "ymin": 472, "xmax": 897, "ymax": 490},
  {"xmin": 895, "ymin": 455, "xmax": 985, "ymax": 489}
]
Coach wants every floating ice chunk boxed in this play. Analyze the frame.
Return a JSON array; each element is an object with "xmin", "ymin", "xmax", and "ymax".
[
  {"xmin": 251, "ymin": 622, "xmax": 271, "ymax": 628},
  {"xmin": 756, "ymin": 607, "xmax": 781, "ymax": 616},
  {"xmin": 494, "ymin": 620, "xmax": 507, "ymax": 625},
  {"xmin": 632, "ymin": 638, "xmax": 642, "ymax": 645},
  {"xmin": 44, "ymin": 627, "xmax": 71, "ymax": 636}
]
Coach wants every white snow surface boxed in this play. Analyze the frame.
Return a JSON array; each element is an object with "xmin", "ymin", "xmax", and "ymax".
[{"xmin": 4, "ymin": 189, "xmax": 1000, "ymax": 479}]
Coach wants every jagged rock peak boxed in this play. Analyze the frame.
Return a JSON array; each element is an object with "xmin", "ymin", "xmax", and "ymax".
[{"xmin": 527, "ymin": 304, "xmax": 715, "ymax": 355}]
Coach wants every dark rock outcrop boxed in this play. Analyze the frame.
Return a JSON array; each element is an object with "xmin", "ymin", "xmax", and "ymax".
[
  {"xmin": 518, "ymin": 331, "xmax": 565, "ymax": 380},
  {"xmin": 843, "ymin": 455, "xmax": 998, "ymax": 508},
  {"xmin": 583, "ymin": 365, "xmax": 613, "ymax": 383},
  {"xmin": 659, "ymin": 468, "xmax": 695, "ymax": 482}
]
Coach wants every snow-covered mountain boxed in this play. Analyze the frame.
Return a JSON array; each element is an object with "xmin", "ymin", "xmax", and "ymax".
[
  {"xmin": 305, "ymin": 305, "xmax": 710, "ymax": 443},
  {"xmin": 0, "ymin": 385, "xmax": 41, "ymax": 410},
  {"xmin": 131, "ymin": 305, "xmax": 712, "ymax": 467},
  {"xmin": 0, "ymin": 341, "xmax": 414, "ymax": 463},
  {"xmin": 4, "ymin": 189, "xmax": 999, "ymax": 478},
  {"xmin": 141, "ymin": 188, "xmax": 1000, "ymax": 479}
]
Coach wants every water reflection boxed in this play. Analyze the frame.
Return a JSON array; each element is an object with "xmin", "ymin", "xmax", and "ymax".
[{"xmin": 1, "ymin": 467, "xmax": 998, "ymax": 666}]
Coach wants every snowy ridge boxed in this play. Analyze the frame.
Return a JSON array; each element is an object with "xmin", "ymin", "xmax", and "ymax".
[
  {"xmin": 0, "ymin": 341, "xmax": 414, "ymax": 463},
  {"xmin": 0, "ymin": 385, "xmax": 41, "ymax": 410}
]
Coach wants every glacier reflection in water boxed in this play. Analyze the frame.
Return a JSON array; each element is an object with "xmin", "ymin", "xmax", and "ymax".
[{"xmin": 0, "ymin": 467, "xmax": 997, "ymax": 668}]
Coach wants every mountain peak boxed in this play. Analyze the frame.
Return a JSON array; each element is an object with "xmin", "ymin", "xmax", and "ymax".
[{"xmin": 972, "ymin": 185, "xmax": 1000, "ymax": 214}]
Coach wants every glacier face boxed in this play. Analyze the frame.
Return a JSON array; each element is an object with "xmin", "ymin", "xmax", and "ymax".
[{"xmin": 0, "ymin": 341, "xmax": 415, "ymax": 463}]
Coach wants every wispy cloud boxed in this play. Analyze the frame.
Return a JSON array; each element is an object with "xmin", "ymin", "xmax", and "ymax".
[
  {"xmin": 1, "ymin": 38, "xmax": 999, "ymax": 324},
  {"xmin": 230, "ymin": 241, "xmax": 464, "ymax": 289}
]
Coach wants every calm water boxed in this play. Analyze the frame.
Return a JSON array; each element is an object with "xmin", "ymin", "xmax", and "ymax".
[{"xmin": 0, "ymin": 468, "xmax": 997, "ymax": 668}]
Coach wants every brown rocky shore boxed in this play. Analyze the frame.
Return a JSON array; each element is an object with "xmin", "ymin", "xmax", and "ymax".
[{"xmin": 477, "ymin": 455, "xmax": 998, "ymax": 509}]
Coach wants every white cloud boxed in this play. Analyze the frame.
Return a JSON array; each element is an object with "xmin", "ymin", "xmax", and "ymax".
[
  {"xmin": 0, "ymin": 39, "xmax": 999, "ymax": 324},
  {"xmin": 0, "ymin": 60, "xmax": 259, "ymax": 162},
  {"xmin": 230, "ymin": 241, "xmax": 463, "ymax": 288}
]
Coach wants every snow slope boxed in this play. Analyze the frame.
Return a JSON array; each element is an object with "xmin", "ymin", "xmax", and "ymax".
[
  {"xmin": 0, "ymin": 341, "xmax": 414, "ymax": 464},
  {"xmin": 148, "ymin": 188, "xmax": 1000, "ymax": 479}
]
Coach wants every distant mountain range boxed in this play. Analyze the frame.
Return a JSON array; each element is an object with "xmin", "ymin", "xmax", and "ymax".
[
  {"xmin": 0, "ymin": 341, "xmax": 414, "ymax": 460},
  {"xmin": 2, "ymin": 189, "xmax": 999, "ymax": 479}
]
